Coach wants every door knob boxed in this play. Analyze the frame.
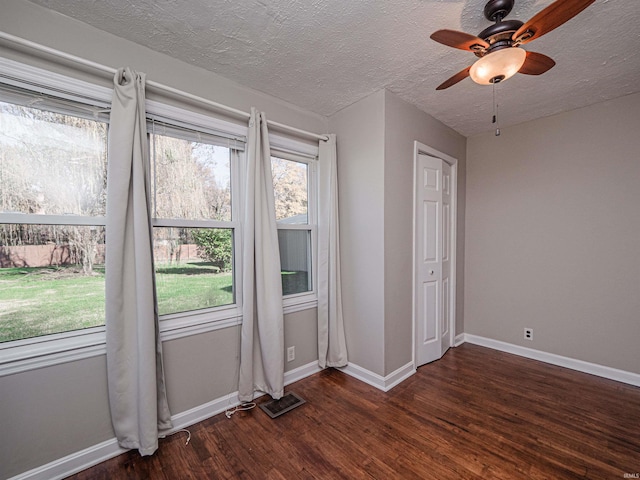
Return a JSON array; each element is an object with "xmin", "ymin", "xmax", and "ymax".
[{"xmin": 429, "ymin": 270, "xmax": 434, "ymax": 275}]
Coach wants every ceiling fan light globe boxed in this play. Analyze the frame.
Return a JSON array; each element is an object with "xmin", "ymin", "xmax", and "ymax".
[{"xmin": 469, "ymin": 47, "xmax": 526, "ymax": 85}]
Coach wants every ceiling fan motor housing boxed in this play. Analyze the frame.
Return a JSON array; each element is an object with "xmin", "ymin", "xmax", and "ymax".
[
  {"xmin": 484, "ymin": 0, "xmax": 515, "ymax": 22},
  {"xmin": 478, "ymin": 19, "xmax": 524, "ymax": 52},
  {"xmin": 479, "ymin": 0, "xmax": 524, "ymax": 54}
]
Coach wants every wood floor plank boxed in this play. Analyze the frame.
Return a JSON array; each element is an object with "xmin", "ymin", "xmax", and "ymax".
[{"xmin": 65, "ymin": 344, "xmax": 640, "ymax": 479}]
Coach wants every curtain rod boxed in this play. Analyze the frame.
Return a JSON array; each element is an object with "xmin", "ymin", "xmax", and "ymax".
[{"xmin": 0, "ymin": 31, "xmax": 329, "ymax": 142}]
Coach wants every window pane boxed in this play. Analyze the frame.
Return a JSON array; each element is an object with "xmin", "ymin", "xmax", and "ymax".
[
  {"xmin": 271, "ymin": 157, "xmax": 308, "ymax": 224},
  {"xmin": 0, "ymin": 224, "xmax": 106, "ymax": 343},
  {"xmin": 151, "ymin": 133, "xmax": 231, "ymax": 221},
  {"xmin": 0, "ymin": 102, "xmax": 108, "ymax": 216},
  {"xmin": 278, "ymin": 229, "xmax": 311, "ymax": 295},
  {"xmin": 153, "ymin": 227, "xmax": 234, "ymax": 315}
]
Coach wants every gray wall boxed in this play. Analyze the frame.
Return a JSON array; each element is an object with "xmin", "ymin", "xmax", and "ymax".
[
  {"xmin": 465, "ymin": 92, "xmax": 640, "ymax": 374},
  {"xmin": 329, "ymin": 90, "xmax": 387, "ymax": 376},
  {"xmin": 1, "ymin": 356, "xmax": 114, "ymax": 479},
  {"xmin": 0, "ymin": 1, "xmax": 324, "ymax": 478},
  {"xmin": 329, "ymin": 90, "xmax": 467, "ymax": 377}
]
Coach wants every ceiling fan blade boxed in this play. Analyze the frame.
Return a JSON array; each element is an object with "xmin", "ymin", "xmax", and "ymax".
[
  {"xmin": 513, "ymin": 0, "xmax": 596, "ymax": 44},
  {"xmin": 430, "ymin": 30, "xmax": 489, "ymax": 51},
  {"xmin": 436, "ymin": 66, "xmax": 472, "ymax": 90},
  {"xmin": 518, "ymin": 51, "xmax": 556, "ymax": 75}
]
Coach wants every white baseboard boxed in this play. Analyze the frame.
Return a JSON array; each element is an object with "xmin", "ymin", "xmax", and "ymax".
[
  {"xmin": 10, "ymin": 360, "xmax": 323, "ymax": 480},
  {"xmin": 462, "ymin": 334, "xmax": 640, "ymax": 388},
  {"xmin": 338, "ymin": 361, "xmax": 415, "ymax": 392},
  {"xmin": 168, "ymin": 360, "xmax": 322, "ymax": 430},
  {"xmin": 454, "ymin": 333, "xmax": 465, "ymax": 347},
  {"xmin": 284, "ymin": 360, "xmax": 324, "ymax": 387},
  {"xmin": 8, "ymin": 437, "xmax": 125, "ymax": 480}
]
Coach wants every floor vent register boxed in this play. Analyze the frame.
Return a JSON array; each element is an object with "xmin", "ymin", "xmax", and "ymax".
[{"xmin": 259, "ymin": 392, "xmax": 306, "ymax": 419}]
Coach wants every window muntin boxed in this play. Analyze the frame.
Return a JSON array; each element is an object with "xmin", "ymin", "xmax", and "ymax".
[
  {"xmin": 271, "ymin": 154, "xmax": 315, "ymax": 296},
  {"xmin": 150, "ymin": 130, "xmax": 237, "ymax": 316}
]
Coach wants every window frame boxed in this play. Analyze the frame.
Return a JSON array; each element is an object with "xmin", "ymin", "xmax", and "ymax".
[
  {"xmin": 145, "ymin": 103, "xmax": 247, "ymax": 333},
  {"xmin": 270, "ymin": 148, "xmax": 319, "ymax": 313},
  {"xmin": 0, "ymin": 58, "xmax": 114, "ymax": 375}
]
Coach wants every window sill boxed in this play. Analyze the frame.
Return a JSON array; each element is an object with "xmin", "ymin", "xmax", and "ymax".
[
  {"xmin": 283, "ymin": 293, "xmax": 318, "ymax": 314},
  {"xmin": 159, "ymin": 306, "xmax": 243, "ymax": 342},
  {"xmin": 0, "ymin": 307, "xmax": 242, "ymax": 377},
  {"xmin": 0, "ymin": 298, "xmax": 317, "ymax": 377},
  {"xmin": 0, "ymin": 327, "xmax": 107, "ymax": 377}
]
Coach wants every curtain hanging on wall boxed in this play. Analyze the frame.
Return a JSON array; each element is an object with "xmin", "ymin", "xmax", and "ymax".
[
  {"xmin": 317, "ymin": 134, "xmax": 348, "ymax": 368},
  {"xmin": 105, "ymin": 67, "xmax": 172, "ymax": 456},
  {"xmin": 238, "ymin": 108, "xmax": 285, "ymax": 402}
]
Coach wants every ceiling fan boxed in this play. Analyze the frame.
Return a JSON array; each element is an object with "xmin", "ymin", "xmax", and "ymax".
[{"xmin": 431, "ymin": 0, "xmax": 596, "ymax": 90}]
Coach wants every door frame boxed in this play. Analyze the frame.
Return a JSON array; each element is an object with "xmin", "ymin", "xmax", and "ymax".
[{"xmin": 412, "ymin": 141, "xmax": 458, "ymax": 368}]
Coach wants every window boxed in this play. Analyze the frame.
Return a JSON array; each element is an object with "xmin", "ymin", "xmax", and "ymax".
[
  {"xmin": 149, "ymin": 121, "xmax": 241, "ymax": 318},
  {"xmin": 0, "ymin": 89, "xmax": 109, "ymax": 343},
  {"xmin": 0, "ymin": 58, "xmax": 319, "ymax": 374},
  {"xmin": 271, "ymin": 153, "xmax": 316, "ymax": 297}
]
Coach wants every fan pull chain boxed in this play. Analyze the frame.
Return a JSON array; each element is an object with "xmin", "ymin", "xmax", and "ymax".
[{"xmin": 492, "ymin": 81, "xmax": 500, "ymax": 136}]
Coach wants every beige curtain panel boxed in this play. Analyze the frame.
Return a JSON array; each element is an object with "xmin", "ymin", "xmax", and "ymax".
[
  {"xmin": 238, "ymin": 108, "xmax": 285, "ymax": 403},
  {"xmin": 105, "ymin": 67, "xmax": 172, "ymax": 456},
  {"xmin": 317, "ymin": 134, "xmax": 348, "ymax": 368}
]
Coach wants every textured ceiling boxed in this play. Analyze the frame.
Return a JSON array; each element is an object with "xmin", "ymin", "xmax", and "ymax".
[{"xmin": 25, "ymin": 0, "xmax": 640, "ymax": 136}]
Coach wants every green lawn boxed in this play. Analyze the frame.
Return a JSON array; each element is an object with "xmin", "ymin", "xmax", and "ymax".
[
  {"xmin": 0, "ymin": 266, "xmax": 106, "ymax": 343},
  {"xmin": 155, "ymin": 262, "xmax": 233, "ymax": 315},
  {"xmin": 0, "ymin": 262, "xmax": 233, "ymax": 343}
]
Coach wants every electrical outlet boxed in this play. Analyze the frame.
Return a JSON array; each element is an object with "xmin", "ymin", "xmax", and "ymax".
[
  {"xmin": 524, "ymin": 328, "xmax": 533, "ymax": 341},
  {"xmin": 287, "ymin": 346, "xmax": 295, "ymax": 362}
]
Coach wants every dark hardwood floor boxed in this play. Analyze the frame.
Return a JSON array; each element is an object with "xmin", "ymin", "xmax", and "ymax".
[{"xmin": 68, "ymin": 344, "xmax": 640, "ymax": 479}]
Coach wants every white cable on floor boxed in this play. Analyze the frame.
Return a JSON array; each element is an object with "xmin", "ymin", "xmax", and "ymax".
[{"xmin": 225, "ymin": 402, "xmax": 256, "ymax": 419}]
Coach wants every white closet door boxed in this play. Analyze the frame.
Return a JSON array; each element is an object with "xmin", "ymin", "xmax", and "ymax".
[{"xmin": 415, "ymin": 153, "xmax": 451, "ymax": 366}]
